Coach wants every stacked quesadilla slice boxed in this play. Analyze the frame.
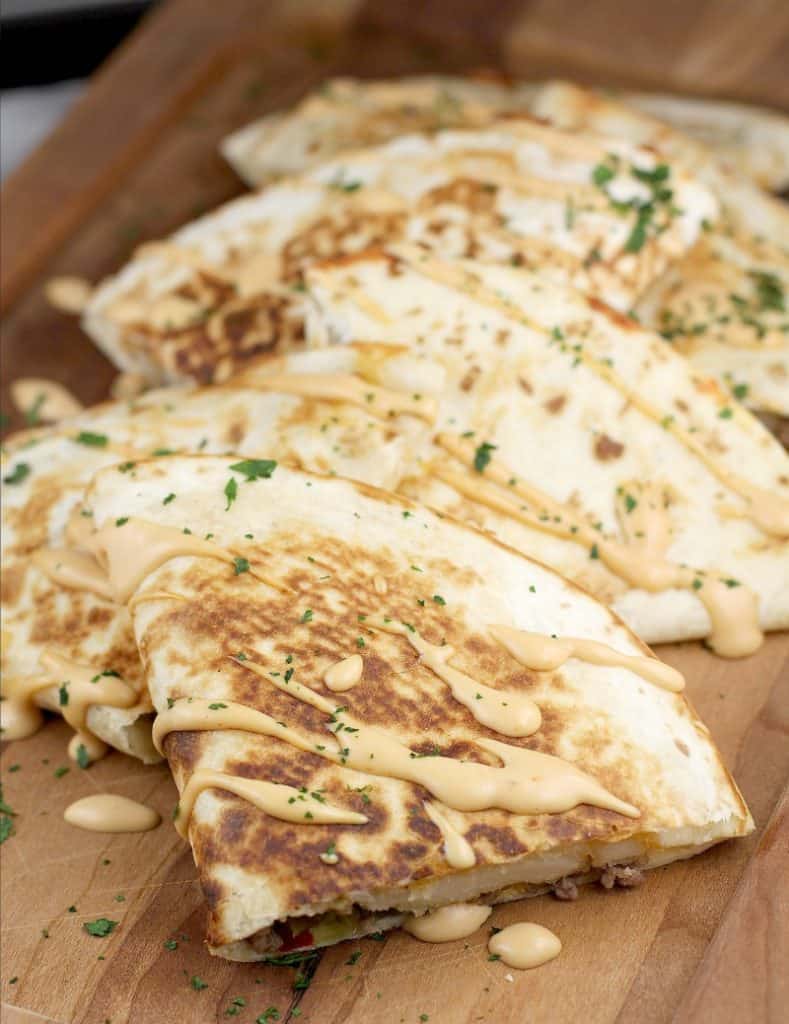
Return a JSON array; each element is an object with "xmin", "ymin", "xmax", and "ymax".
[
  {"xmin": 305, "ymin": 249, "xmax": 789, "ymax": 653},
  {"xmin": 1, "ymin": 358, "xmax": 432, "ymax": 763},
  {"xmin": 81, "ymin": 121, "xmax": 716, "ymax": 384},
  {"xmin": 81, "ymin": 456, "xmax": 753, "ymax": 960}
]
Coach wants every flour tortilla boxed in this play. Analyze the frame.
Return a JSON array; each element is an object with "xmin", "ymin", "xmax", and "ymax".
[
  {"xmin": 221, "ymin": 75, "xmax": 540, "ymax": 186},
  {"xmin": 222, "ymin": 76, "xmax": 789, "ymax": 195},
  {"xmin": 305, "ymin": 249, "xmax": 789, "ymax": 647},
  {"xmin": 83, "ymin": 121, "xmax": 716, "ymax": 384},
  {"xmin": 1, "ymin": 360, "xmax": 428, "ymax": 759},
  {"xmin": 83, "ymin": 455, "xmax": 752, "ymax": 960}
]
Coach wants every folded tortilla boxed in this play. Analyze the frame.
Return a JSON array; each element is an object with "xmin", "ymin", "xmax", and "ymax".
[
  {"xmin": 222, "ymin": 76, "xmax": 789, "ymax": 195},
  {"xmin": 221, "ymin": 75, "xmax": 540, "ymax": 187},
  {"xmin": 82, "ymin": 456, "xmax": 752, "ymax": 960},
  {"xmin": 531, "ymin": 80, "xmax": 789, "ymax": 415},
  {"xmin": 1, "ymin": 362, "xmax": 429, "ymax": 761},
  {"xmin": 83, "ymin": 121, "xmax": 716, "ymax": 384},
  {"xmin": 305, "ymin": 249, "xmax": 789, "ymax": 654}
]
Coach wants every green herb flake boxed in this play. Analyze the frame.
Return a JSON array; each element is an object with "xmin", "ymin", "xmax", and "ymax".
[
  {"xmin": 163, "ymin": 938, "xmax": 178, "ymax": 951},
  {"xmin": 224, "ymin": 477, "xmax": 238, "ymax": 510},
  {"xmin": 208, "ymin": 702, "xmax": 228, "ymax": 710},
  {"xmin": 83, "ymin": 918, "xmax": 118, "ymax": 938},
  {"xmin": 301, "ymin": 609, "xmax": 313, "ymax": 623},
  {"xmin": 624, "ymin": 493, "xmax": 638, "ymax": 514},
  {"xmin": 589, "ymin": 544, "xmax": 600, "ymax": 560},
  {"xmin": 592, "ymin": 163, "xmax": 615, "ymax": 187},
  {"xmin": 54, "ymin": 766, "xmax": 70, "ymax": 778},
  {"xmin": 76, "ymin": 744, "xmax": 90, "ymax": 770},
  {"xmin": 256, "ymin": 1009, "xmax": 281, "ymax": 1023},
  {"xmin": 233, "ymin": 556, "xmax": 250, "ymax": 575},
  {"xmin": 473, "ymin": 441, "xmax": 496, "ymax": 474},
  {"xmin": 74, "ymin": 431, "xmax": 108, "ymax": 448},
  {"xmin": 162, "ymin": 492, "xmax": 176, "ymax": 505},
  {"xmin": 58, "ymin": 683, "xmax": 69, "ymax": 707},
  {"xmin": 3, "ymin": 463, "xmax": 30, "ymax": 486},
  {"xmin": 432, "ymin": 594, "xmax": 446, "ymax": 605},
  {"xmin": 229, "ymin": 458, "xmax": 277, "ymax": 481},
  {"xmin": 115, "ymin": 517, "xmax": 129, "ymax": 527},
  {"xmin": 190, "ymin": 975, "xmax": 208, "ymax": 991},
  {"xmin": 718, "ymin": 407, "xmax": 733, "ymax": 419},
  {"xmin": 345, "ymin": 950, "xmax": 362, "ymax": 965}
]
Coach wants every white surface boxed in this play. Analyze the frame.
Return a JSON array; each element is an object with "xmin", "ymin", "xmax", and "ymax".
[{"xmin": 0, "ymin": 80, "xmax": 84, "ymax": 179}]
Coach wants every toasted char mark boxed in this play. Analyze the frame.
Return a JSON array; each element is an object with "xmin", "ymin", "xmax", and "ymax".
[{"xmin": 594, "ymin": 434, "xmax": 625, "ymax": 460}]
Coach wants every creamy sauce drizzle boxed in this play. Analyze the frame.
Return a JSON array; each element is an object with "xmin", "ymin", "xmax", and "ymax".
[
  {"xmin": 489, "ymin": 626, "xmax": 684, "ymax": 693},
  {"xmin": 11, "ymin": 378, "xmax": 84, "ymax": 423},
  {"xmin": 241, "ymin": 372, "xmax": 436, "ymax": 423},
  {"xmin": 64, "ymin": 794, "xmax": 161, "ymax": 833},
  {"xmin": 324, "ymin": 654, "xmax": 364, "ymax": 692},
  {"xmin": 404, "ymin": 254, "xmax": 789, "ymax": 539},
  {"xmin": 404, "ymin": 904, "xmax": 492, "ymax": 943},
  {"xmin": 92, "ymin": 517, "xmax": 288, "ymax": 603},
  {"xmin": 173, "ymin": 769, "xmax": 367, "ymax": 839},
  {"xmin": 367, "ymin": 617, "xmax": 542, "ymax": 738},
  {"xmin": 160, "ymin": 678, "xmax": 639, "ymax": 820},
  {"xmin": 488, "ymin": 922, "xmax": 562, "ymax": 970},
  {"xmin": 424, "ymin": 801, "xmax": 476, "ymax": 869},
  {"xmin": 45, "ymin": 276, "xmax": 92, "ymax": 314},
  {"xmin": 436, "ymin": 435, "xmax": 763, "ymax": 658},
  {"xmin": 0, "ymin": 650, "xmax": 136, "ymax": 761},
  {"xmin": 32, "ymin": 548, "xmax": 115, "ymax": 601}
]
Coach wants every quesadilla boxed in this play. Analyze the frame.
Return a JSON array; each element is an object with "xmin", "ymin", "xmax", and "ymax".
[
  {"xmin": 220, "ymin": 75, "xmax": 540, "ymax": 187},
  {"xmin": 81, "ymin": 455, "xmax": 752, "ymax": 960},
  {"xmin": 82, "ymin": 121, "xmax": 716, "ymax": 384},
  {"xmin": 529, "ymin": 80, "xmax": 789, "ymax": 415},
  {"xmin": 636, "ymin": 229, "xmax": 789, "ymax": 417},
  {"xmin": 222, "ymin": 76, "xmax": 789, "ymax": 195},
  {"xmin": 305, "ymin": 248, "xmax": 789, "ymax": 655},
  {"xmin": 1, "ymin": 359, "xmax": 430, "ymax": 763},
  {"xmin": 617, "ymin": 90, "xmax": 789, "ymax": 194}
]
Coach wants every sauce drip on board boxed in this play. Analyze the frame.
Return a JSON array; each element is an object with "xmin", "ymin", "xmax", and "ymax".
[{"xmin": 64, "ymin": 794, "xmax": 161, "ymax": 833}]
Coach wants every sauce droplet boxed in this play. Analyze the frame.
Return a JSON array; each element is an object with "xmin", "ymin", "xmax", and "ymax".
[
  {"xmin": 45, "ymin": 276, "xmax": 92, "ymax": 314},
  {"xmin": 64, "ymin": 794, "xmax": 161, "ymax": 833},
  {"xmin": 404, "ymin": 904, "xmax": 492, "ymax": 943},
  {"xmin": 324, "ymin": 654, "xmax": 364, "ymax": 692},
  {"xmin": 488, "ymin": 922, "xmax": 561, "ymax": 970}
]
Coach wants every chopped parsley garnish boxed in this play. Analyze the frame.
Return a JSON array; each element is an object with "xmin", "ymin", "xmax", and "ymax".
[
  {"xmin": 163, "ymin": 938, "xmax": 178, "ymax": 950},
  {"xmin": 83, "ymin": 918, "xmax": 118, "ymax": 937},
  {"xmin": 224, "ymin": 477, "xmax": 237, "ymax": 510},
  {"xmin": 256, "ymin": 1009, "xmax": 281, "ymax": 1023},
  {"xmin": 731, "ymin": 382, "xmax": 749, "ymax": 401},
  {"xmin": 3, "ymin": 462, "xmax": 30, "ymax": 485},
  {"xmin": 432, "ymin": 594, "xmax": 446, "ymax": 605},
  {"xmin": 749, "ymin": 269, "xmax": 785, "ymax": 312},
  {"xmin": 208, "ymin": 703, "xmax": 228, "ymax": 710},
  {"xmin": 718, "ymin": 407, "xmax": 733, "ymax": 419},
  {"xmin": 623, "ymin": 493, "xmax": 638, "ymax": 514},
  {"xmin": 115, "ymin": 517, "xmax": 129, "ymax": 527},
  {"xmin": 233, "ymin": 556, "xmax": 250, "ymax": 575},
  {"xmin": 473, "ymin": 441, "xmax": 496, "ymax": 474},
  {"xmin": 54, "ymin": 766, "xmax": 70, "ymax": 778},
  {"xmin": 190, "ymin": 975, "xmax": 208, "ymax": 991},
  {"xmin": 24, "ymin": 393, "xmax": 46, "ymax": 426},
  {"xmin": 229, "ymin": 458, "xmax": 277, "ymax": 481},
  {"xmin": 592, "ymin": 163, "xmax": 615, "ymax": 187},
  {"xmin": 76, "ymin": 744, "xmax": 90, "ymax": 769},
  {"xmin": 58, "ymin": 683, "xmax": 69, "ymax": 706},
  {"xmin": 74, "ymin": 431, "xmax": 108, "ymax": 447},
  {"xmin": 345, "ymin": 950, "xmax": 362, "ymax": 965},
  {"xmin": 624, "ymin": 206, "xmax": 652, "ymax": 253},
  {"xmin": 589, "ymin": 544, "xmax": 600, "ymax": 560},
  {"xmin": 163, "ymin": 492, "xmax": 176, "ymax": 505},
  {"xmin": 330, "ymin": 179, "xmax": 362, "ymax": 193},
  {"xmin": 0, "ymin": 786, "xmax": 15, "ymax": 845},
  {"xmin": 300, "ymin": 609, "xmax": 313, "ymax": 623}
]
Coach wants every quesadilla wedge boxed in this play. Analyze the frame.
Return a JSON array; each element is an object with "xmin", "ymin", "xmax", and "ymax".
[
  {"xmin": 1, "ymin": 359, "xmax": 430, "ymax": 762},
  {"xmin": 81, "ymin": 121, "xmax": 716, "ymax": 384},
  {"xmin": 220, "ymin": 75, "xmax": 540, "ymax": 187},
  {"xmin": 82, "ymin": 456, "xmax": 752, "ymax": 960},
  {"xmin": 222, "ymin": 76, "xmax": 789, "ymax": 194},
  {"xmin": 305, "ymin": 249, "xmax": 789, "ymax": 655},
  {"xmin": 617, "ymin": 90, "xmax": 789, "ymax": 193},
  {"xmin": 529, "ymin": 80, "xmax": 789, "ymax": 415},
  {"xmin": 636, "ymin": 229, "xmax": 789, "ymax": 417}
]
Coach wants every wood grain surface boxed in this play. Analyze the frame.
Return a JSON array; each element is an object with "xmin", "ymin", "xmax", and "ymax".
[{"xmin": 1, "ymin": 1, "xmax": 788, "ymax": 1022}]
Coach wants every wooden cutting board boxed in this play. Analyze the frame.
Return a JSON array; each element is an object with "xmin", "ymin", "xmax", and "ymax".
[{"xmin": 1, "ymin": 2, "xmax": 788, "ymax": 1022}]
